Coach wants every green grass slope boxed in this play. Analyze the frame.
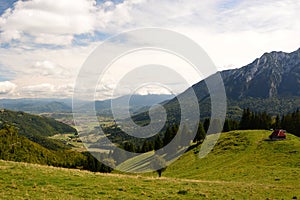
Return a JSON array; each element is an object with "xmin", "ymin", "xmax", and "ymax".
[
  {"xmin": 118, "ymin": 130, "xmax": 300, "ymax": 198},
  {"xmin": 0, "ymin": 159, "xmax": 298, "ymax": 200},
  {"xmin": 164, "ymin": 130, "xmax": 300, "ymax": 185},
  {"xmin": 0, "ymin": 130, "xmax": 299, "ymax": 199}
]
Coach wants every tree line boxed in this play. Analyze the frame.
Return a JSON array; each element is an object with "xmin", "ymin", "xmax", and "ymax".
[
  {"xmin": 120, "ymin": 108, "xmax": 299, "ymax": 154},
  {"xmin": 239, "ymin": 108, "xmax": 300, "ymax": 137}
]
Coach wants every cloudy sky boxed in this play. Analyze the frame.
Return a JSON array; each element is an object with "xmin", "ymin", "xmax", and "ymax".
[{"xmin": 0, "ymin": 0, "xmax": 299, "ymax": 99}]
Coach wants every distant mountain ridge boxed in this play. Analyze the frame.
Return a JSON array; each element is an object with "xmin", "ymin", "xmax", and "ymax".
[
  {"xmin": 0, "ymin": 94, "xmax": 174, "ymax": 115},
  {"xmin": 0, "ymin": 98, "xmax": 72, "ymax": 113},
  {"xmin": 74, "ymin": 94, "xmax": 175, "ymax": 117},
  {"xmin": 220, "ymin": 48, "xmax": 300, "ymax": 99},
  {"xmin": 160, "ymin": 48, "xmax": 300, "ymax": 120},
  {"xmin": 191, "ymin": 48, "xmax": 300, "ymax": 100}
]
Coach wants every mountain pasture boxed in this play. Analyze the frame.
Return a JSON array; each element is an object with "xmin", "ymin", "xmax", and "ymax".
[{"xmin": 0, "ymin": 130, "xmax": 299, "ymax": 199}]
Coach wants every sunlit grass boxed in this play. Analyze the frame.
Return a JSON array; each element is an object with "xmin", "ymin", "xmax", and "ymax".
[{"xmin": 0, "ymin": 130, "xmax": 299, "ymax": 199}]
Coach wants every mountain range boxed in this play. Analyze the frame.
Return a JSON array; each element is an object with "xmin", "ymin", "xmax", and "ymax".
[
  {"xmin": 0, "ymin": 98, "xmax": 72, "ymax": 114},
  {"xmin": 162, "ymin": 48, "xmax": 300, "ymax": 120},
  {"xmin": 0, "ymin": 94, "xmax": 174, "ymax": 115},
  {"xmin": 221, "ymin": 48, "xmax": 300, "ymax": 99},
  {"xmin": 1, "ymin": 48, "xmax": 299, "ymax": 120}
]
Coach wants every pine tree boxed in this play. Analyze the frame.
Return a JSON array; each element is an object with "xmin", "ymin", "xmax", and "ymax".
[
  {"xmin": 100, "ymin": 158, "xmax": 116, "ymax": 173},
  {"xmin": 123, "ymin": 142, "xmax": 136, "ymax": 152},
  {"xmin": 154, "ymin": 135, "xmax": 163, "ymax": 150},
  {"xmin": 223, "ymin": 119, "xmax": 231, "ymax": 132},
  {"xmin": 193, "ymin": 122, "xmax": 206, "ymax": 144},
  {"xmin": 141, "ymin": 140, "xmax": 153, "ymax": 152},
  {"xmin": 163, "ymin": 126, "xmax": 176, "ymax": 146},
  {"xmin": 240, "ymin": 108, "xmax": 251, "ymax": 129},
  {"xmin": 273, "ymin": 115, "xmax": 281, "ymax": 129},
  {"xmin": 203, "ymin": 118, "xmax": 210, "ymax": 133}
]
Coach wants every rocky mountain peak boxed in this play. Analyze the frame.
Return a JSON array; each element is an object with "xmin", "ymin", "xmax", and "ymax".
[{"xmin": 220, "ymin": 48, "xmax": 300, "ymax": 99}]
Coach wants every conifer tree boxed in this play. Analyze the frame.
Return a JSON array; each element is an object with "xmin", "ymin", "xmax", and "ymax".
[{"xmin": 193, "ymin": 122, "xmax": 206, "ymax": 144}]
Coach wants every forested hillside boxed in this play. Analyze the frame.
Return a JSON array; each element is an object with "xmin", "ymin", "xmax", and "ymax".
[
  {"xmin": 0, "ymin": 124, "xmax": 113, "ymax": 172},
  {"xmin": 0, "ymin": 125, "xmax": 84, "ymax": 167},
  {"xmin": 0, "ymin": 109, "xmax": 77, "ymax": 150}
]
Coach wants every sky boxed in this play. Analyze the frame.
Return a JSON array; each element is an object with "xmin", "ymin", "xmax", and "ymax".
[{"xmin": 0, "ymin": 0, "xmax": 299, "ymax": 99}]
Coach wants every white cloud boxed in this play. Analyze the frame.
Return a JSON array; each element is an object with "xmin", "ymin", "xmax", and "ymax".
[
  {"xmin": 22, "ymin": 83, "xmax": 54, "ymax": 92},
  {"xmin": 19, "ymin": 83, "xmax": 54, "ymax": 98},
  {"xmin": 217, "ymin": 0, "xmax": 300, "ymax": 32},
  {"xmin": 7, "ymin": 83, "xmax": 75, "ymax": 98},
  {"xmin": 94, "ymin": 0, "xmax": 218, "ymax": 32},
  {"xmin": 57, "ymin": 83, "xmax": 74, "ymax": 92},
  {"xmin": 0, "ymin": 0, "xmax": 96, "ymax": 45},
  {"xmin": 0, "ymin": 38, "xmax": 99, "ymax": 98},
  {"xmin": 34, "ymin": 34, "xmax": 74, "ymax": 46},
  {"xmin": 91, "ymin": 0, "xmax": 300, "ymax": 69},
  {"xmin": 0, "ymin": 81, "xmax": 17, "ymax": 94},
  {"xmin": 0, "ymin": 0, "xmax": 300, "ymax": 99},
  {"xmin": 135, "ymin": 85, "xmax": 173, "ymax": 96},
  {"xmin": 0, "ymin": 43, "xmax": 96, "ymax": 79},
  {"xmin": 32, "ymin": 60, "xmax": 70, "ymax": 78}
]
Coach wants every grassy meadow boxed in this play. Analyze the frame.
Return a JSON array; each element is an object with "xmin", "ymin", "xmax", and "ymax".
[{"xmin": 0, "ymin": 130, "xmax": 299, "ymax": 199}]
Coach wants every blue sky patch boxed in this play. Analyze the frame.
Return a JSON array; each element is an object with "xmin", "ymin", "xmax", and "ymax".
[
  {"xmin": 0, "ymin": 64, "xmax": 15, "ymax": 82},
  {"xmin": 72, "ymin": 31, "xmax": 111, "ymax": 46},
  {"xmin": 96, "ymin": 0, "xmax": 124, "ymax": 6},
  {"xmin": 0, "ymin": 0, "xmax": 18, "ymax": 16},
  {"xmin": 218, "ymin": 0, "xmax": 243, "ymax": 10},
  {"xmin": 0, "ymin": 42, "xmax": 11, "ymax": 49}
]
